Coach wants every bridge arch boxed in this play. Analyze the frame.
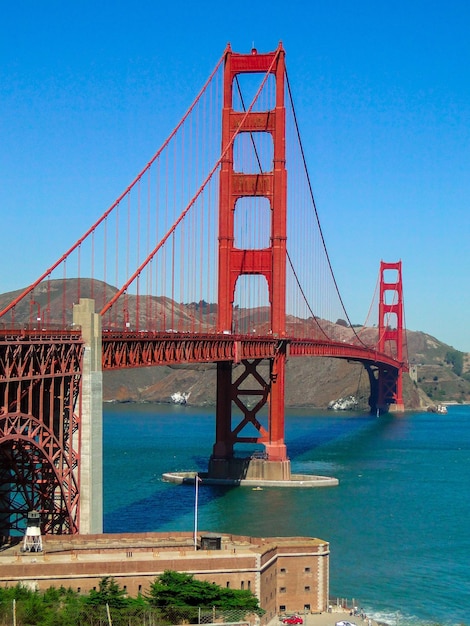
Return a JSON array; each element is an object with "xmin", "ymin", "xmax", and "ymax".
[{"xmin": 0, "ymin": 412, "xmax": 79, "ymax": 539}]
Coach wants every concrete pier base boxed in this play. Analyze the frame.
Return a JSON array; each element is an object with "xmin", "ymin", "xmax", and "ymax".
[
  {"xmin": 208, "ymin": 456, "xmax": 292, "ymax": 481},
  {"xmin": 388, "ymin": 403, "xmax": 405, "ymax": 413},
  {"xmin": 162, "ymin": 470, "xmax": 338, "ymax": 488}
]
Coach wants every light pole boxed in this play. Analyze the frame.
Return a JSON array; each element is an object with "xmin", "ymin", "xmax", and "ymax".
[
  {"xmin": 29, "ymin": 300, "xmax": 41, "ymax": 328},
  {"xmin": 194, "ymin": 473, "xmax": 201, "ymax": 550}
]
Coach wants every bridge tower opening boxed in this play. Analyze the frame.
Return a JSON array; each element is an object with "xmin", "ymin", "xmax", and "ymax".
[
  {"xmin": 210, "ymin": 44, "xmax": 290, "ymax": 481},
  {"xmin": 377, "ymin": 260, "xmax": 405, "ymax": 412}
]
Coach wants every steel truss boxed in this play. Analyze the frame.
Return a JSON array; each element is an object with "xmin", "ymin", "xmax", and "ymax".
[
  {"xmin": 0, "ymin": 331, "xmax": 83, "ymax": 540},
  {"xmin": 101, "ymin": 332, "xmax": 401, "ymax": 370}
]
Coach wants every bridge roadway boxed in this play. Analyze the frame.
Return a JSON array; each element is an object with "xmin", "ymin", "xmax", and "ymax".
[
  {"xmin": 101, "ymin": 330, "xmax": 400, "ymax": 372},
  {"xmin": 0, "ymin": 328, "xmax": 400, "ymax": 373}
]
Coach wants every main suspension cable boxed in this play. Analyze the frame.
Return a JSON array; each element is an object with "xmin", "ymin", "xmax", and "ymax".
[{"xmin": 285, "ymin": 69, "xmax": 368, "ymax": 348}]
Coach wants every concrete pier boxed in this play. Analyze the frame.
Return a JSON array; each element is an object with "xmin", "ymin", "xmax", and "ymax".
[
  {"xmin": 73, "ymin": 299, "xmax": 103, "ymax": 534},
  {"xmin": 162, "ymin": 470, "xmax": 338, "ymax": 488},
  {"xmin": 208, "ymin": 456, "xmax": 293, "ymax": 481}
]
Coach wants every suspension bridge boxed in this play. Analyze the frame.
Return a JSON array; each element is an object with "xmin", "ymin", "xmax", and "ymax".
[{"xmin": 0, "ymin": 44, "xmax": 407, "ymax": 540}]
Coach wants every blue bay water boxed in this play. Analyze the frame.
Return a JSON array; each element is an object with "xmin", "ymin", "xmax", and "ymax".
[{"xmin": 103, "ymin": 403, "xmax": 470, "ymax": 626}]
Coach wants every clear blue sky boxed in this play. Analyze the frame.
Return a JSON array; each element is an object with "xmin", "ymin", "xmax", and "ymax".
[{"xmin": 1, "ymin": 1, "xmax": 469, "ymax": 351}]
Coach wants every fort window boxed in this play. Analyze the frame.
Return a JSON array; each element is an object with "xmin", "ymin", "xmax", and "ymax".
[
  {"xmin": 241, "ymin": 581, "xmax": 244, "ymax": 589},
  {"xmin": 304, "ymin": 586, "xmax": 310, "ymax": 592},
  {"xmin": 280, "ymin": 567, "xmax": 286, "ymax": 573},
  {"xmin": 226, "ymin": 581, "xmax": 230, "ymax": 588},
  {"xmin": 248, "ymin": 581, "xmax": 251, "ymax": 590},
  {"xmin": 280, "ymin": 587, "xmax": 286, "ymax": 593},
  {"xmin": 280, "ymin": 605, "xmax": 286, "ymax": 613},
  {"xmin": 304, "ymin": 567, "xmax": 311, "ymax": 572}
]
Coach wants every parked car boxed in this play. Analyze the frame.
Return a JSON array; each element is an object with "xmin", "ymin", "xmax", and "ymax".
[
  {"xmin": 335, "ymin": 621, "xmax": 357, "ymax": 626},
  {"xmin": 282, "ymin": 617, "xmax": 303, "ymax": 624}
]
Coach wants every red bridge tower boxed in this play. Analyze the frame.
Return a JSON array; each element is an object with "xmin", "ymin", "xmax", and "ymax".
[
  {"xmin": 378, "ymin": 260, "xmax": 406, "ymax": 412},
  {"xmin": 210, "ymin": 44, "xmax": 290, "ymax": 480}
]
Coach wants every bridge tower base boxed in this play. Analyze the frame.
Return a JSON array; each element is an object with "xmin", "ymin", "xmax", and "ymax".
[
  {"xmin": 208, "ymin": 457, "xmax": 291, "ymax": 482},
  {"xmin": 209, "ymin": 343, "xmax": 291, "ymax": 482}
]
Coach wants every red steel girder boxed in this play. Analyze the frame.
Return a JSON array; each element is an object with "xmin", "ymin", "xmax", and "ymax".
[
  {"xmin": 101, "ymin": 332, "xmax": 403, "ymax": 372},
  {"xmin": 101, "ymin": 332, "xmax": 280, "ymax": 368},
  {"xmin": 289, "ymin": 338, "xmax": 403, "ymax": 370},
  {"xmin": 213, "ymin": 341, "xmax": 288, "ymax": 462}
]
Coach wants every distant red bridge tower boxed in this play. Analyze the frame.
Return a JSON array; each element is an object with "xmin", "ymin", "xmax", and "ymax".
[
  {"xmin": 210, "ymin": 44, "xmax": 291, "ymax": 480},
  {"xmin": 378, "ymin": 260, "xmax": 405, "ymax": 412}
]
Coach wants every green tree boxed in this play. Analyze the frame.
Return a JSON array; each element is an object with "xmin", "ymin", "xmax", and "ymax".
[
  {"xmin": 16, "ymin": 591, "xmax": 47, "ymax": 626},
  {"xmin": 147, "ymin": 570, "xmax": 263, "ymax": 616},
  {"xmin": 445, "ymin": 349, "xmax": 464, "ymax": 376},
  {"xmin": 84, "ymin": 577, "xmax": 129, "ymax": 610}
]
